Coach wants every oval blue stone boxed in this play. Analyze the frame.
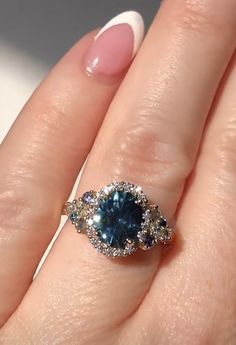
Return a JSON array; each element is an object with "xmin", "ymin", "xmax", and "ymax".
[{"xmin": 93, "ymin": 191, "xmax": 143, "ymax": 249}]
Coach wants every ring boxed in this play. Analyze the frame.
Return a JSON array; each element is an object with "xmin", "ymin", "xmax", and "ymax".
[{"xmin": 63, "ymin": 181, "xmax": 173, "ymax": 257}]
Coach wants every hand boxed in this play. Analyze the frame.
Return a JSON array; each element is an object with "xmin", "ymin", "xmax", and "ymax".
[{"xmin": 0, "ymin": 2, "xmax": 236, "ymax": 344}]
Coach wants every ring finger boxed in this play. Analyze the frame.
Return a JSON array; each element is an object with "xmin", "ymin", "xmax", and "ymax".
[{"xmin": 8, "ymin": 1, "xmax": 236, "ymax": 343}]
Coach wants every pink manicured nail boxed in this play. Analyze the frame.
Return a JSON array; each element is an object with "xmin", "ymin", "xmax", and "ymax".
[{"xmin": 84, "ymin": 11, "xmax": 144, "ymax": 76}]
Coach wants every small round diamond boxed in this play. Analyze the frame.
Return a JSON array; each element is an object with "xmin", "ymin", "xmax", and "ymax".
[
  {"xmin": 160, "ymin": 229, "xmax": 172, "ymax": 242},
  {"xmin": 75, "ymin": 218, "xmax": 87, "ymax": 232}
]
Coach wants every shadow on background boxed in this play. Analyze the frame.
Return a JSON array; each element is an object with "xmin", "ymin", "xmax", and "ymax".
[
  {"xmin": 0, "ymin": 1, "xmax": 161, "ymax": 142},
  {"xmin": 0, "ymin": 0, "xmax": 161, "ymax": 68}
]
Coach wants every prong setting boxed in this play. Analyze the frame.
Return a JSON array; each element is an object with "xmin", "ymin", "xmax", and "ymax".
[{"xmin": 65, "ymin": 182, "xmax": 173, "ymax": 257}]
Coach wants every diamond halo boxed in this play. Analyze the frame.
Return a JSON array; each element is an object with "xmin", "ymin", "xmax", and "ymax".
[{"xmin": 64, "ymin": 181, "xmax": 173, "ymax": 257}]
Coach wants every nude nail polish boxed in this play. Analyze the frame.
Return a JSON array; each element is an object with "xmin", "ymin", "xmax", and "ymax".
[{"xmin": 84, "ymin": 11, "xmax": 144, "ymax": 76}]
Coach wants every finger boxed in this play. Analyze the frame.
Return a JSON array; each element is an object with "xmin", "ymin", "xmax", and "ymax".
[
  {"xmin": 136, "ymin": 54, "xmax": 236, "ymax": 344},
  {"xmin": 10, "ymin": 1, "xmax": 236, "ymax": 344},
  {"xmin": 0, "ymin": 11, "xmax": 144, "ymax": 325}
]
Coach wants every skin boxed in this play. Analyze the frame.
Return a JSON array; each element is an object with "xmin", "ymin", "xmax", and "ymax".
[{"xmin": 0, "ymin": 0, "xmax": 236, "ymax": 344}]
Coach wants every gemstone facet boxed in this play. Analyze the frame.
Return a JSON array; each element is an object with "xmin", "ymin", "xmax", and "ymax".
[
  {"xmin": 92, "ymin": 190, "xmax": 143, "ymax": 249},
  {"xmin": 138, "ymin": 232, "xmax": 156, "ymax": 250},
  {"xmin": 144, "ymin": 234, "xmax": 155, "ymax": 248},
  {"xmin": 82, "ymin": 191, "xmax": 96, "ymax": 204},
  {"xmin": 69, "ymin": 212, "xmax": 78, "ymax": 223},
  {"xmin": 159, "ymin": 218, "xmax": 167, "ymax": 227},
  {"xmin": 66, "ymin": 181, "xmax": 173, "ymax": 257}
]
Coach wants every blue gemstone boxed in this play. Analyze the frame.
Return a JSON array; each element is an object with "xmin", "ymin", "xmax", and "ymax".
[
  {"xmin": 93, "ymin": 191, "xmax": 143, "ymax": 249},
  {"xmin": 82, "ymin": 191, "xmax": 95, "ymax": 204},
  {"xmin": 143, "ymin": 234, "xmax": 155, "ymax": 248},
  {"xmin": 159, "ymin": 218, "xmax": 167, "ymax": 227},
  {"xmin": 69, "ymin": 212, "xmax": 78, "ymax": 222}
]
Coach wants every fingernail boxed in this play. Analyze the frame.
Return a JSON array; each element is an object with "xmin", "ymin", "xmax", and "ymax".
[{"xmin": 84, "ymin": 11, "xmax": 144, "ymax": 76}]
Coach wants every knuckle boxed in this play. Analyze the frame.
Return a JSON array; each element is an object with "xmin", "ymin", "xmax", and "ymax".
[
  {"xmin": 109, "ymin": 114, "xmax": 192, "ymax": 193},
  {"xmin": 26, "ymin": 89, "xmax": 73, "ymax": 136}
]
